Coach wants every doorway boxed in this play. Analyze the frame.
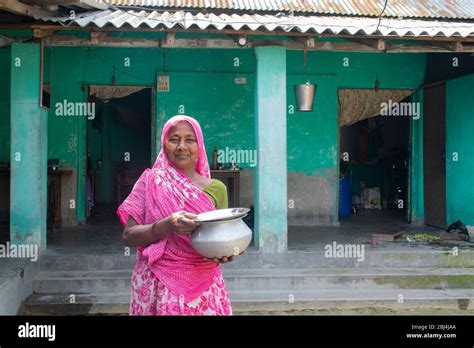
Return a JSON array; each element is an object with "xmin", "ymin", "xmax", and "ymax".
[
  {"xmin": 338, "ymin": 89, "xmax": 413, "ymax": 225},
  {"xmin": 86, "ymin": 87, "xmax": 152, "ymax": 223}
]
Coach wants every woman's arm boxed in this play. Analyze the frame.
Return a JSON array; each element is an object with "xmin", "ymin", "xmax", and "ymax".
[
  {"xmin": 122, "ymin": 211, "xmax": 199, "ymax": 247},
  {"xmin": 122, "ymin": 216, "xmax": 170, "ymax": 247}
]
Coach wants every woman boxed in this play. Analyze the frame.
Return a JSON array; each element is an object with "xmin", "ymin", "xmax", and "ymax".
[{"xmin": 117, "ymin": 115, "xmax": 236, "ymax": 316}]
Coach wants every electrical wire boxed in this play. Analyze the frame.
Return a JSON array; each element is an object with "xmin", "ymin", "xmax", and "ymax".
[{"xmin": 375, "ymin": 0, "xmax": 389, "ymax": 34}]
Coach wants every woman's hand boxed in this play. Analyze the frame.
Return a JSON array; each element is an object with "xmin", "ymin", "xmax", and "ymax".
[
  {"xmin": 204, "ymin": 251, "xmax": 245, "ymax": 264},
  {"xmin": 167, "ymin": 211, "xmax": 199, "ymax": 235}
]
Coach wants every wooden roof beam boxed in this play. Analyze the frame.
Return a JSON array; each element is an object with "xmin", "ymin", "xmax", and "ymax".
[
  {"xmin": 166, "ymin": 32, "xmax": 175, "ymax": 45},
  {"xmin": 90, "ymin": 30, "xmax": 109, "ymax": 44},
  {"xmin": 401, "ymin": 40, "xmax": 465, "ymax": 52},
  {"xmin": 2, "ymin": 23, "xmax": 474, "ymax": 43},
  {"xmin": 291, "ymin": 36, "xmax": 315, "ymax": 48},
  {"xmin": 24, "ymin": 34, "xmax": 474, "ymax": 52},
  {"xmin": 21, "ymin": 0, "xmax": 109, "ymax": 10},
  {"xmin": 346, "ymin": 38, "xmax": 386, "ymax": 51},
  {"xmin": 33, "ymin": 28, "xmax": 56, "ymax": 38},
  {"xmin": 22, "ymin": 0, "xmax": 84, "ymax": 3},
  {"xmin": 0, "ymin": 0, "xmax": 55, "ymax": 17}
]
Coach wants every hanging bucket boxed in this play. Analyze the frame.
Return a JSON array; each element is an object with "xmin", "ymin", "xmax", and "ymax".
[{"xmin": 294, "ymin": 82, "xmax": 316, "ymax": 112}]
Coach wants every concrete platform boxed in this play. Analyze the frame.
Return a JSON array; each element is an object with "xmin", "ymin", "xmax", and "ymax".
[
  {"xmin": 21, "ymin": 289, "xmax": 474, "ymax": 316},
  {"xmin": 0, "ymin": 258, "xmax": 38, "ymax": 315},
  {"xmin": 6, "ymin": 206, "xmax": 474, "ymax": 315},
  {"xmin": 22, "ymin": 254, "xmax": 474, "ymax": 315}
]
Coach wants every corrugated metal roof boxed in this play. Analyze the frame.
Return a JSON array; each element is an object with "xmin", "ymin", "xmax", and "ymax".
[
  {"xmin": 98, "ymin": 0, "xmax": 474, "ymax": 20},
  {"xmin": 36, "ymin": 9, "xmax": 474, "ymax": 37}
]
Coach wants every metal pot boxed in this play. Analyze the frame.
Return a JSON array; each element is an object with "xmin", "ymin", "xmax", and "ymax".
[
  {"xmin": 294, "ymin": 82, "xmax": 316, "ymax": 112},
  {"xmin": 190, "ymin": 217, "xmax": 252, "ymax": 259}
]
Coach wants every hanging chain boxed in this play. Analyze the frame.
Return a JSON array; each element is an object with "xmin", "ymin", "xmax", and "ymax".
[{"xmin": 303, "ymin": 46, "xmax": 309, "ymax": 84}]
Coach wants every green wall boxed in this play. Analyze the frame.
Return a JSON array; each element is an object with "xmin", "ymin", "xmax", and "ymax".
[
  {"xmin": 47, "ymin": 48, "xmax": 426, "ymax": 170},
  {"xmin": 7, "ymin": 43, "xmax": 427, "ymax": 223},
  {"xmin": 288, "ymin": 51, "xmax": 426, "ymax": 89},
  {"xmin": 287, "ymin": 51, "xmax": 426, "ymax": 173},
  {"xmin": 0, "ymin": 47, "xmax": 10, "ymax": 162},
  {"xmin": 156, "ymin": 72, "xmax": 255, "ymax": 165},
  {"xmin": 446, "ymin": 74, "xmax": 474, "ymax": 226}
]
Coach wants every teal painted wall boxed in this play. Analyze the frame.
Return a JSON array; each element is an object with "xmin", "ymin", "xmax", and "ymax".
[
  {"xmin": 0, "ymin": 47, "xmax": 10, "ymax": 162},
  {"xmin": 155, "ymin": 72, "xmax": 255, "ymax": 164},
  {"xmin": 286, "ymin": 52, "xmax": 425, "ymax": 224},
  {"xmin": 287, "ymin": 74, "xmax": 338, "ymax": 173},
  {"xmin": 4, "ymin": 43, "xmax": 427, "ymax": 224},
  {"xmin": 446, "ymin": 74, "xmax": 474, "ymax": 226},
  {"xmin": 48, "ymin": 48, "xmax": 88, "ymax": 221},
  {"xmin": 287, "ymin": 51, "xmax": 426, "ymax": 173},
  {"xmin": 288, "ymin": 51, "xmax": 426, "ymax": 89},
  {"xmin": 409, "ymin": 90, "xmax": 424, "ymax": 224}
]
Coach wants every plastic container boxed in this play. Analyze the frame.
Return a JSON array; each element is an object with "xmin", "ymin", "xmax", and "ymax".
[{"xmin": 339, "ymin": 177, "xmax": 351, "ymax": 218}]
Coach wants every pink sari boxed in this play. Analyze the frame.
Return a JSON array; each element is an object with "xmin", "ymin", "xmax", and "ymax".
[{"xmin": 117, "ymin": 115, "xmax": 232, "ymax": 315}]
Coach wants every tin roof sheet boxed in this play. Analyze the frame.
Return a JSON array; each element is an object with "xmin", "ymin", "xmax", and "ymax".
[
  {"xmin": 36, "ymin": 8, "xmax": 474, "ymax": 37},
  {"xmin": 99, "ymin": 0, "xmax": 474, "ymax": 20}
]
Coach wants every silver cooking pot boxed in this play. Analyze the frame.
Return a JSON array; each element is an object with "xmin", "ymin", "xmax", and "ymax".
[{"xmin": 190, "ymin": 216, "xmax": 252, "ymax": 259}]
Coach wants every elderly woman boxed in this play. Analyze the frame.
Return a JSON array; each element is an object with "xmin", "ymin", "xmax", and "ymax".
[{"xmin": 117, "ymin": 115, "xmax": 236, "ymax": 316}]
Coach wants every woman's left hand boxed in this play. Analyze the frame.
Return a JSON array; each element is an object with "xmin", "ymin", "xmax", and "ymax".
[{"xmin": 204, "ymin": 251, "xmax": 245, "ymax": 264}]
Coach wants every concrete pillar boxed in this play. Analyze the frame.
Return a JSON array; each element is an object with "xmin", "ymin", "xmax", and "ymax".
[
  {"xmin": 10, "ymin": 42, "xmax": 47, "ymax": 250},
  {"xmin": 254, "ymin": 46, "xmax": 288, "ymax": 253}
]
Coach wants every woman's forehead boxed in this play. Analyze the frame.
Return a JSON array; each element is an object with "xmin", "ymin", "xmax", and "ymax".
[{"xmin": 167, "ymin": 121, "xmax": 196, "ymax": 136}]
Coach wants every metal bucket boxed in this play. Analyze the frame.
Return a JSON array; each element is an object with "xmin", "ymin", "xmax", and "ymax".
[{"xmin": 294, "ymin": 82, "xmax": 316, "ymax": 112}]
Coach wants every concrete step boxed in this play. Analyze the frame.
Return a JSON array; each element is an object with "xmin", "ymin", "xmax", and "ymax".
[
  {"xmin": 0, "ymin": 259, "xmax": 38, "ymax": 315},
  {"xmin": 38, "ymin": 248, "xmax": 474, "ymax": 272},
  {"xmin": 21, "ymin": 293, "xmax": 130, "ymax": 315},
  {"xmin": 32, "ymin": 268, "xmax": 474, "ymax": 294},
  {"xmin": 21, "ymin": 289, "xmax": 474, "ymax": 315}
]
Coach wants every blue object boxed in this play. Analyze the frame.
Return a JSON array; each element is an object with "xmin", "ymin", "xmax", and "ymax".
[{"xmin": 339, "ymin": 177, "xmax": 351, "ymax": 218}]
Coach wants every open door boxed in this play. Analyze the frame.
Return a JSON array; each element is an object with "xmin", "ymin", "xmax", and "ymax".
[
  {"xmin": 423, "ymin": 83, "xmax": 447, "ymax": 229},
  {"xmin": 86, "ymin": 87, "xmax": 151, "ymax": 222}
]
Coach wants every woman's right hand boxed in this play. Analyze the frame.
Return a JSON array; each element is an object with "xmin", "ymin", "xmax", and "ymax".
[{"xmin": 167, "ymin": 211, "xmax": 199, "ymax": 235}]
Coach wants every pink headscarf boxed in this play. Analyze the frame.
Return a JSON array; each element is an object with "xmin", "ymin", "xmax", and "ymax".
[{"xmin": 117, "ymin": 115, "xmax": 221, "ymax": 302}]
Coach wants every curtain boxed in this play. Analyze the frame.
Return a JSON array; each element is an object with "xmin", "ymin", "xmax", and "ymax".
[
  {"xmin": 338, "ymin": 89, "xmax": 414, "ymax": 126},
  {"xmin": 88, "ymin": 85, "xmax": 146, "ymax": 100}
]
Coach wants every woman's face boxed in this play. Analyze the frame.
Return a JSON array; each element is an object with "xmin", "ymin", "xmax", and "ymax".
[{"xmin": 165, "ymin": 121, "xmax": 199, "ymax": 171}]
